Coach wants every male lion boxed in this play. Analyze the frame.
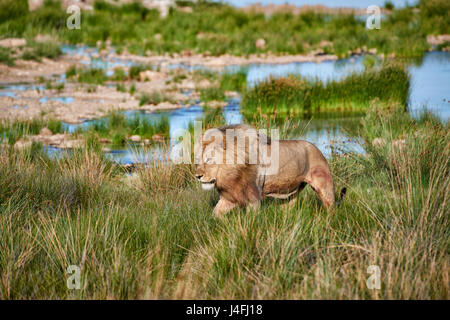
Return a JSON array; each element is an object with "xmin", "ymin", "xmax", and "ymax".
[{"xmin": 195, "ymin": 124, "xmax": 344, "ymax": 218}]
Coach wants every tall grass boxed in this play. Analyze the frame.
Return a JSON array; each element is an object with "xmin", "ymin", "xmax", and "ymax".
[
  {"xmin": 0, "ymin": 118, "xmax": 64, "ymax": 145},
  {"xmin": 0, "ymin": 105, "xmax": 448, "ymax": 299},
  {"xmin": 242, "ymin": 64, "xmax": 410, "ymax": 116},
  {"xmin": 78, "ymin": 111, "xmax": 170, "ymax": 146}
]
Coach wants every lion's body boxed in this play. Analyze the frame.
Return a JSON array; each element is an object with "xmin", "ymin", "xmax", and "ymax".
[{"xmin": 195, "ymin": 124, "xmax": 337, "ymax": 217}]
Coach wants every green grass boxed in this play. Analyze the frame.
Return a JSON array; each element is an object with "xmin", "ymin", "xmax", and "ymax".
[
  {"xmin": 66, "ymin": 66, "xmax": 108, "ymax": 84},
  {"xmin": 0, "ymin": 118, "xmax": 64, "ymax": 145},
  {"xmin": 0, "ymin": 0, "xmax": 448, "ymax": 61},
  {"xmin": 200, "ymin": 86, "xmax": 226, "ymax": 102},
  {"xmin": 138, "ymin": 91, "xmax": 175, "ymax": 106},
  {"xmin": 21, "ymin": 41, "xmax": 62, "ymax": 61},
  {"xmin": 242, "ymin": 64, "xmax": 410, "ymax": 116},
  {"xmin": 0, "ymin": 105, "xmax": 448, "ymax": 299},
  {"xmin": 219, "ymin": 68, "xmax": 248, "ymax": 93},
  {"xmin": 0, "ymin": 46, "xmax": 14, "ymax": 66},
  {"xmin": 79, "ymin": 111, "xmax": 170, "ymax": 146}
]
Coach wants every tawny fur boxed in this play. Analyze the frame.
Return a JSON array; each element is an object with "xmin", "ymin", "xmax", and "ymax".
[{"xmin": 195, "ymin": 124, "xmax": 337, "ymax": 218}]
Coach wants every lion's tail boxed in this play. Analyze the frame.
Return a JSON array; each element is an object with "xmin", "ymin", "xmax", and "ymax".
[{"xmin": 336, "ymin": 187, "xmax": 347, "ymax": 207}]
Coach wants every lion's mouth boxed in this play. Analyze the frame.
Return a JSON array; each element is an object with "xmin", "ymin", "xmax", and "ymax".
[{"xmin": 201, "ymin": 179, "xmax": 216, "ymax": 190}]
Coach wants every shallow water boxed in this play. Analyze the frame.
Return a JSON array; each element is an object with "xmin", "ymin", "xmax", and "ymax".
[
  {"xmin": 2, "ymin": 49, "xmax": 448, "ymax": 164},
  {"xmin": 408, "ymin": 52, "xmax": 450, "ymax": 121}
]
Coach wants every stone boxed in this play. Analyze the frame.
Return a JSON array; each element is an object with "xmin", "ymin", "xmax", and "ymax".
[
  {"xmin": 59, "ymin": 139, "xmax": 83, "ymax": 149},
  {"xmin": 319, "ymin": 40, "xmax": 333, "ymax": 48},
  {"xmin": 255, "ymin": 38, "xmax": 266, "ymax": 49},
  {"xmin": 196, "ymin": 79, "xmax": 211, "ymax": 89},
  {"xmin": 139, "ymin": 70, "xmax": 166, "ymax": 82},
  {"xmin": 152, "ymin": 134, "xmax": 165, "ymax": 143},
  {"xmin": 129, "ymin": 135, "xmax": 141, "ymax": 143},
  {"xmin": 206, "ymin": 100, "xmax": 228, "ymax": 108},
  {"xmin": 426, "ymin": 34, "xmax": 450, "ymax": 46},
  {"xmin": 0, "ymin": 38, "xmax": 26, "ymax": 48},
  {"xmin": 39, "ymin": 127, "xmax": 53, "ymax": 136},
  {"xmin": 99, "ymin": 138, "xmax": 111, "ymax": 144},
  {"xmin": 14, "ymin": 138, "xmax": 32, "ymax": 149}
]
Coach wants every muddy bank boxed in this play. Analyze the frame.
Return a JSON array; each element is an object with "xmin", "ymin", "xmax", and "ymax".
[
  {"xmin": 110, "ymin": 51, "xmax": 339, "ymax": 69},
  {"xmin": 0, "ymin": 57, "xmax": 72, "ymax": 83}
]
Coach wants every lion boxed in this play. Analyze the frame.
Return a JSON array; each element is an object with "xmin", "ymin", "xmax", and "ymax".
[{"xmin": 195, "ymin": 124, "xmax": 345, "ymax": 218}]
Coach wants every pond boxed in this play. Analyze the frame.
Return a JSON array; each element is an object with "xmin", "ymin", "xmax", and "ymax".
[{"xmin": 2, "ymin": 50, "xmax": 449, "ymax": 164}]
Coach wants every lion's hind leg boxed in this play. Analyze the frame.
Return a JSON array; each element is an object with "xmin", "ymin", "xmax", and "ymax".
[{"xmin": 305, "ymin": 166, "xmax": 335, "ymax": 210}]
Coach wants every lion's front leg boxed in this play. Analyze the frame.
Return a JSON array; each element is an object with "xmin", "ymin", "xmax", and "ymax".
[
  {"xmin": 246, "ymin": 200, "xmax": 260, "ymax": 213},
  {"xmin": 213, "ymin": 197, "xmax": 237, "ymax": 219}
]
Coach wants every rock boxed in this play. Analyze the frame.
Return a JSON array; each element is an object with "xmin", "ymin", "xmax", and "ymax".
[
  {"xmin": 44, "ymin": 134, "xmax": 66, "ymax": 146},
  {"xmin": 255, "ymin": 38, "xmax": 266, "ymax": 49},
  {"xmin": 196, "ymin": 32, "xmax": 206, "ymax": 40},
  {"xmin": 0, "ymin": 38, "xmax": 26, "ymax": 48},
  {"xmin": 388, "ymin": 53, "xmax": 396, "ymax": 59},
  {"xmin": 152, "ymin": 134, "xmax": 165, "ymax": 143},
  {"xmin": 371, "ymin": 138, "xmax": 386, "ymax": 147},
  {"xmin": 368, "ymin": 48, "xmax": 377, "ymax": 55},
  {"xmin": 181, "ymin": 49, "xmax": 193, "ymax": 57},
  {"xmin": 143, "ymin": 139, "xmax": 151, "ymax": 146},
  {"xmin": 39, "ymin": 127, "xmax": 53, "ymax": 136},
  {"xmin": 426, "ymin": 34, "xmax": 450, "ymax": 46},
  {"xmin": 225, "ymin": 91, "xmax": 240, "ymax": 98},
  {"xmin": 207, "ymin": 100, "xmax": 228, "ymax": 108},
  {"xmin": 141, "ymin": 101, "xmax": 181, "ymax": 113},
  {"xmin": 14, "ymin": 139, "xmax": 32, "ymax": 149},
  {"xmin": 319, "ymin": 40, "xmax": 333, "ymax": 48},
  {"xmin": 196, "ymin": 79, "xmax": 211, "ymax": 89},
  {"xmin": 99, "ymin": 138, "xmax": 111, "ymax": 144},
  {"xmin": 129, "ymin": 135, "xmax": 141, "ymax": 143},
  {"xmin": 154, "ymin": 33, "xmax": 162, "ymax": 41},
  {"xmin": 139, "ymin": 70, "xmax": 166, "ymax": 82},
  {"xmin": 59, "ymin": 139, "xmax": 83, "ymax": 149}
]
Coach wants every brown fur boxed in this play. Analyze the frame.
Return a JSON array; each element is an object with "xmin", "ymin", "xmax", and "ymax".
[{"xmin": 195, "ymin": 124, "xmax": 337, "ymax": 218}]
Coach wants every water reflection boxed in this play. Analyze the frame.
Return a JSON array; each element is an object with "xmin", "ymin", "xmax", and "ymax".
[{"xmin": 2, "ymin": 49, "xmax": 449, "ymax": 163}]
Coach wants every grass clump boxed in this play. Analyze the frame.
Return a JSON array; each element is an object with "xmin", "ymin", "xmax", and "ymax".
[
  {"xmin": 200, "ymin": 87, "xmax": 226, "ymax": 102},
  {"xmin": 219, "ymin": 68, "xmax": 247, "ymax": 93},
  {"xmin": 139, "ymin": 91, "xmax": 174, "ymax": 106},
  {"xmin": 0, "ymin": 118, "xmax": 64, "ymax": 145},
  {"xmin": 21, "ymin": 41, "xmax": 62, "ymax": 61},
  {"xmin": 0, "ymin": 105, "xmax": 448, "ymax": 299},
  {"xmin": 242, "ymin": 64, "xmax": 410, "ymax": 116},
  {"xmin": 81, "ymin": 111, "xmax": 170, "ymax": 146},
  {"xmin": 0, "ymin": 46, "xmax": 14, "ymax": 66},
  {"xmin": 65, "ymin": 66, "xmax": 107, "ymax": 84}
]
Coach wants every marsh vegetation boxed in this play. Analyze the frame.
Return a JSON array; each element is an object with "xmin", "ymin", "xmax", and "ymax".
[
  {"xmin": 0, "ymin": 105, "xmax": 448, "ymax": 299},
  {"xmin": 0, "ymin": 0, "xmax": 448, "ymax": 300}
]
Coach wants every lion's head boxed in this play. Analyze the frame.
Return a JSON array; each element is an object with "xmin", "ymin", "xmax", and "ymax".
[
  {"xmin": 194, "ymin": 124, "xmax": 264, "ymax": 204},
  {"xmin": 195, "ymin": 140, "xmax": 221, "ymax": 190}
]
